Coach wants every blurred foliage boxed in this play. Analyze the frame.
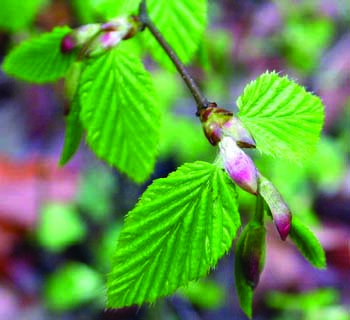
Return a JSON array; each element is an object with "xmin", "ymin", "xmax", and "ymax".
[
  {"xmin": 44, "ymin": 262, "xmax": 104, "ymax": 311},
  {"xmin": 153, "ymin": 70, "xmax": 215, "ymax": 163},
  {"xmin": 177, "ymin": 279, "xmax": 226, "ymax": 309},
  {"xmin": 36, "ymin": 203, "xmax": 86, "ymax": 253},
  {"xmin": 76, "ymin": 165, "xmax": 116, "ymax": 221},
  {"xmin": 266, "ymin": 288, "xmax": 350, "ymax": 320},
  {"xmin": 273, "ymin": 0, "xmax": 335, "ymax": 74},
  {"xmin": 0, "ymin": 0, "xmax": 47, "ymax": 32}
]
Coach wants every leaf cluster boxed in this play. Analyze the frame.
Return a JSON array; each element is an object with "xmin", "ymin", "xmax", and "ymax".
[{"xmin": 1, "ymin": 0, "xmax": 327, "ymax": 317}]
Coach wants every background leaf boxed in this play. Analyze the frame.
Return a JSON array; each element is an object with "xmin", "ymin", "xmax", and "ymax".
[
  {"xmin": 290, "ymin": 216, "xmax": 326, "ymax": 269},
  {"xmin": 0, "ymin": 0, "xmax": 46, "ymax": 32},
  {"xmin": 2, "ymin": 26, "xmax": 76, "ymax": 83},
  {"xmin": 36, "ymin": 203, "xmax": 86, "ymax": 253},
  {"xmin": 237, "ymin": 71, "xmax": 324, "ymax": 161},
  {"xmin": 107, "ymin": 161, "xmax": 240, "ymax": 308},
  {"xmin": 44, "ymin": 262, "xmax": 103, "ymax": 311},
  {"xmin": 79, "ymin": 46, "xmax": 160, "ymax": 183}
]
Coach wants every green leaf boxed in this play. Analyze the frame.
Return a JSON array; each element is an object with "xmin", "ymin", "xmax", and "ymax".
[
  {"xmin": 290, "ymin": 216, "xmax": 326, "ymax": 269},
  {"xmin": 0, "ymin": 0, "xmax": 45, "ymax": 32},
  {"xmin": 144, "ymin": 0, "xmax": 207, "ymax": 67},
  {"xmin": 79, "ymin": 46, "xmax": 160, "ymax": 183},
  {"xmin": 97, "ymin": 0, "xmax": 207, "ymax": 67},
  {"xmin": 59, "ymin": 62, "xmax": 84, "ymax": 166},
  {"xmin": 3, "ymin": 26, "xmax": 76, "ymax": 83},
  {"xmin": 237, "ymin": 71, "xmax": 324, "ymax": 162},
  {"xmin": 36, "ymin": 203, "xmax": 86, "ymax": 253},
  {"xmin": 59, "ymin": 97, "xmax": 83, "ymax": 166},
  {"xmin": 44, "ymin": 262, "xmax": 103, "ymax": 311},
  {"xmin": 96, "ymin": 0, "xmax": 140, "ymax": 17},
  {"xmin": 107, "ymin": 161, "xmax": 240, "ymax": 308}
]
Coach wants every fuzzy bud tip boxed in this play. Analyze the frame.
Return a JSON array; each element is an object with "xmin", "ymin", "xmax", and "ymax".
[
  {"xmin": 274, "ymin": 212, "xmax": 292, "ymax": 241},
  {"xmin": 60, "ymin": 34, "xmax": 76, "ymax": 53}
]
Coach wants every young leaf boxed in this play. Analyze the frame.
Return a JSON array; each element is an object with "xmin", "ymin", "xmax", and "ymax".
[
  {"xmin": 289, "ymin": 217, "xmax": 326, "ymax": 269},
  {"xmin": 107, "ymin": 161, "xmax": 240, "ymax": 308},
  {"xmin": 237, "ymin": 71, "xmax": 324, "ymax": 162},
  {"xmin": 59, "ymin": 62, "xmax": 83, "ymax": 166},
  {"xmin": 3, "ymin": 26, "xmax": 76, "ymax": 83},
  {"xmin": 0, "ymin": 0, "xmax": 45, "ymax": 32},
  {"xmin": 59, "ymin": 97, "xmax": 83, "ymax": 166},
  {"xmin": 79, "ymin": 46, "xmax": 160, "ymax": 183}
]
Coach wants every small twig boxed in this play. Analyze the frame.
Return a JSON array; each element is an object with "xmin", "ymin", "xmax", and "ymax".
[{"xmin": 138, "ymin": 0, "xmax": 209, "ymax": 115}]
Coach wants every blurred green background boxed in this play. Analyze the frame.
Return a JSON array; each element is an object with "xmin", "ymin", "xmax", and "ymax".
[{"xmin": 0, "ymin": 0, "xmax": 349, "ymax": 319}]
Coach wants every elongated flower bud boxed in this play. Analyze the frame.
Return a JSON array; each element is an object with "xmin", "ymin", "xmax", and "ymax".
[
  {"xmin": 82, "ymin": 17, "xmax": 138, "ymax": 57},
  {"xmin": 85, "ymin": 31, "xmax": 125, "ymax": 57},
  {"xmin": 200, "ymin": 104, "xmax": 255, "ymax": 148},
  {"xmin": 222, "ymin": 115, "xmax": 256, "ymax": 148},
  {"xmin": 200, "ymin": 104, "xmax": 232, "ymax": 145},
  {"xmin": 258, "ymin": 173, "xmax": 292, "ymax": 240},
  {"xmin": 60, "ymin": 34, "xmax": 76, "ymax": 53},
  {"xmin": 238, "ymin": 223, "xmax": 266, "ymax": 288},
  {"xmin": 219, "ymin": 136, "xmax": 258, "ymax": 194},
  {"xmin": 60, "ymin": 24, "xmax": 102, "ymax": 54}
]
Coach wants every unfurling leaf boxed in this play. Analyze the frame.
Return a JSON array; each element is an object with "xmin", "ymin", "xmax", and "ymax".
[
  {"xmin": 59, "ymin": 97, "xmax": 83, "ymax": 166},
  {"xmin": 290, "ymin": 216, "xmax": 326, "ymax": 269},
  {"xmin": 237, "ymin": 71, "xmax": 324, "ymax": 162},
  {"xmin": 79, "ymin": 46, "xmax": 160, "ymax": 183},
  {"xmin": 107, "ymin": 161, "xmax": 240, "ymax": 308},
  {"xmin": 3, "ymin": 27, "xmax": 76, "ymax": 83}
]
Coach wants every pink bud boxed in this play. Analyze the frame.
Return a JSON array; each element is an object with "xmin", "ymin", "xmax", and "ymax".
[
  {"xmin": 200, "ymin": 105, "xmax": 232, "ymax": 145},
  {"xmin": 258, "ymin": 173, "xmax": 292, "ymax": 240},
  {"xmin": 75, "ymin": 24, "xmax": 102, "ymax": 45},
  {"xmin": 222, "ymin": 116, "xmax": 256, "ymax": 148},
  {"xmin": 60, "ymin": 34, "xmax": 76, "ymax": 53},
  {"xmin": 219, "ymin": 136, "xmax": 258, "ymax": 195},
  {"xmin": 100, "ymin": 31, "xmax": 123, "ymax": 48},
  {"xmin": 60, "ymin": 24, "xmax": 101, "ymax": 54}
]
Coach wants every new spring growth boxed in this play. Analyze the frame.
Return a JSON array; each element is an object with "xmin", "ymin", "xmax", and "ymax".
[
  {"xmin": 258, "ymin": 173, "xmax": 292, "ymax": 240},
  {"xmin": 220, "ymin": 136, "xmax": 258, "ymax": 195},
  {"xmin": 238, "ymin": 223, "xmax": 266, "ymax": 288},
  {"xmin": 200, "ymin": 104, "xmax": 257, "ymax": 194},
  {"xmin": 60, "ymin": 17, "xmax": 140, "ymax": 57},
  {"xmin": 200, "ymin": 104, "xmax": 256, "ymax": 148}
]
